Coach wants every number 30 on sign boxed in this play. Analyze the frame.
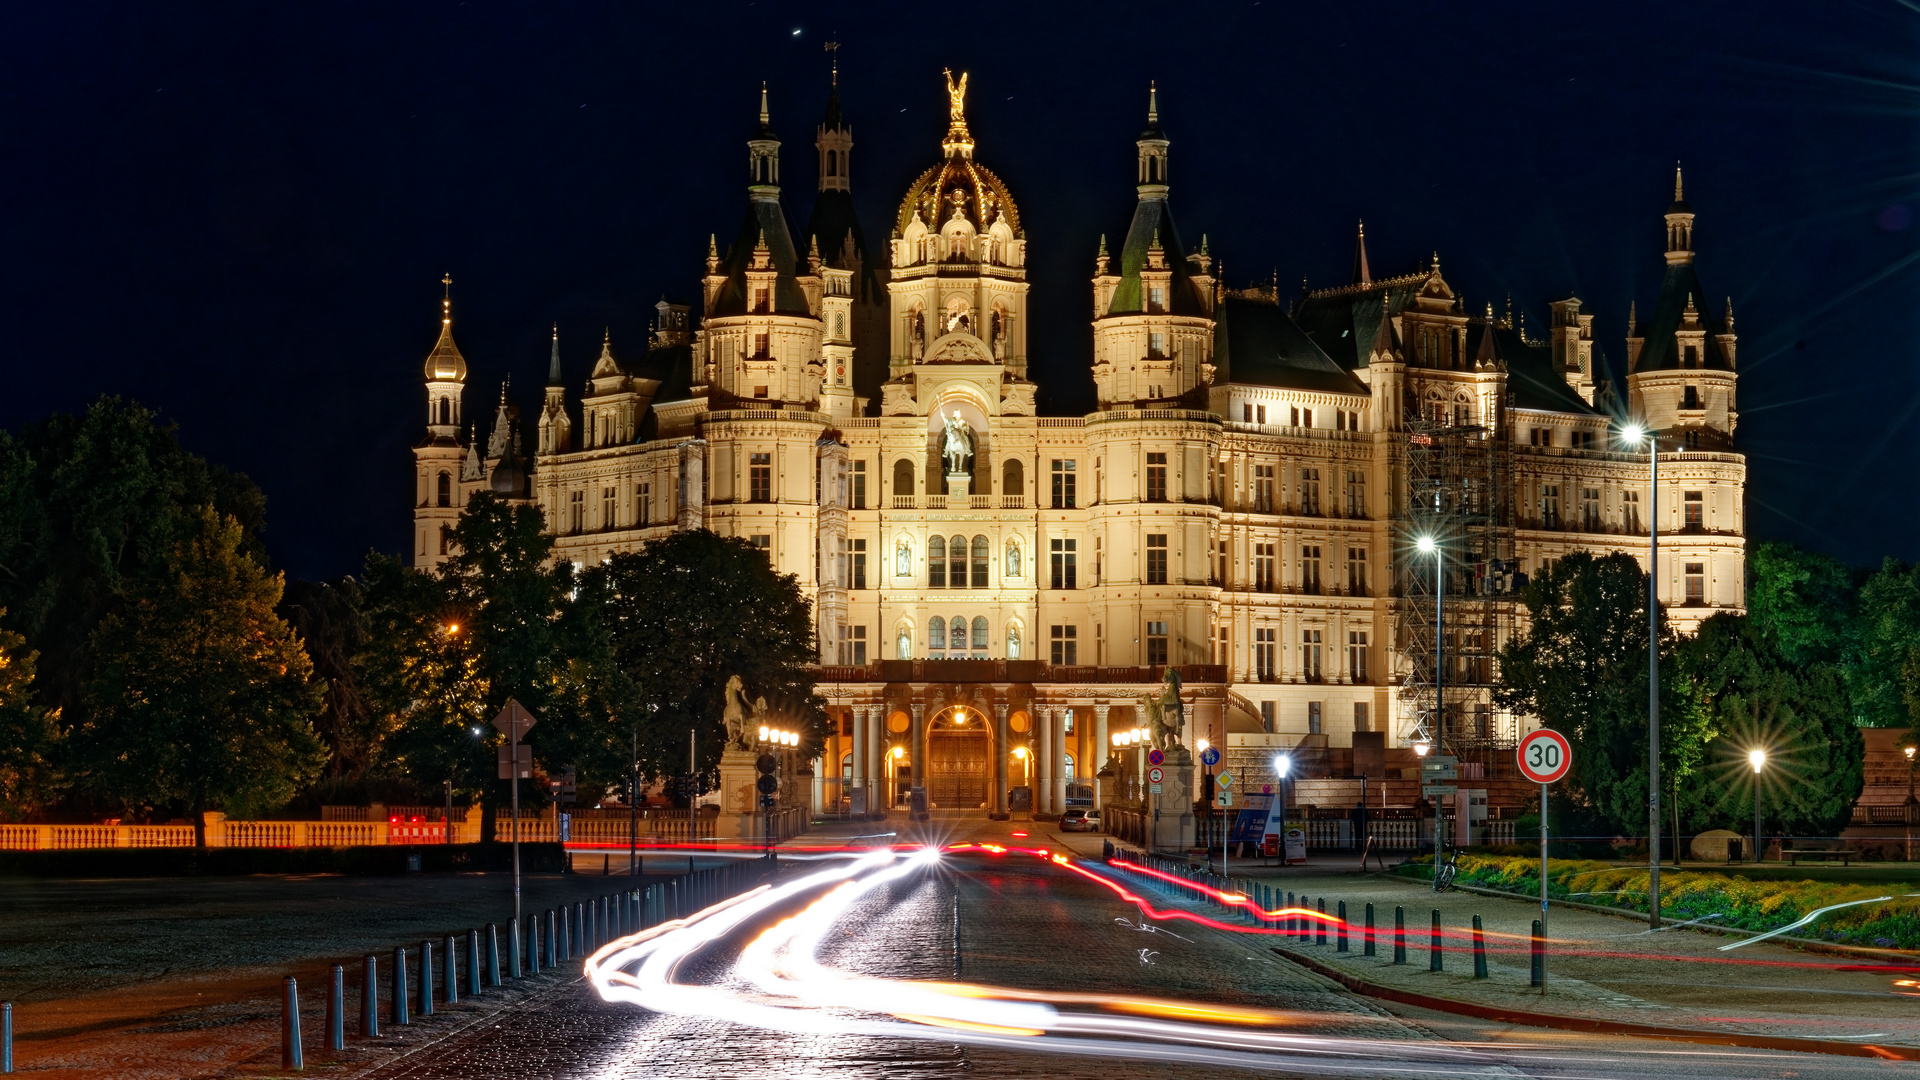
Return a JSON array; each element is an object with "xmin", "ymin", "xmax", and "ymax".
[{"xmin": 1516, "ymin": 728, "xmax": 1572, "ymax": 785}]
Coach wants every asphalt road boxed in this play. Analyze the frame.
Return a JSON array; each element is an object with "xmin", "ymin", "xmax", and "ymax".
[{"xmin": 349, "ymin": 822, "xmax": 1911, "ymax": 1080}]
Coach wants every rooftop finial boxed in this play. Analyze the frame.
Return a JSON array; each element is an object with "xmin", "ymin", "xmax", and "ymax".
[
  {"xmin": 759, "ymin": 81, "xmax": 770, "ymax": 126},
  {"xmin": 441, "ymin": 273, "xmax": 452, "ymax": 324},
  {"xmin": 825, "ymin": 39, "xmax": 838, "ymax": 85},
  {"xmin": 1147, "ymin": 80, "xmax": 1159, "ymax": 125},
  {"xmin": 1674, "ymin": 161, "xmax": 1684, "ymax": 201},
  {"xmin": 941, "ymin": 68, "xmax": 973, "ymax": 156},
  {"xmin": 547, "ymin": 324, "xmax": 563, "ymax": 386},
  {"xmin": 1352, "ymin": 220, "xmax": 1372, "ymax": 286}
]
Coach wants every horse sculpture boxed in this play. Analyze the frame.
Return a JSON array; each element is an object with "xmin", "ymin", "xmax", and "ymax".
[
  {"xmin": 722, "ymin": 675, "xmax": 754, "ymax": 751},
  {"xmin": 1146, "ymin": 668, "xmax": 1185, "ymax": 751}
]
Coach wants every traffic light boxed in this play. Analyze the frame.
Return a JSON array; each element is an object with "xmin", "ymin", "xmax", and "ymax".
[{"xmin": 755, "ymin": 752, "xmax": 778, "ymax": 796}]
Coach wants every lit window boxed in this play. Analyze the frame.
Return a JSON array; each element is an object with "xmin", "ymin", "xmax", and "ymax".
[
  {"xmin": 1146, "ymin": 534, "xmax": 1168, "ymax": 584},
  {"xmin": 1685, "ymin": 562, "xmax": 1706, "ymax": 604},
  {"xmin": 1050, "ymin": 459, "xmax": 1077, "ymax": 508},
  {"xmin": 749, "ymin": 453, "xmax": 772, "ymax": 503},
  {"xmin": 1146, "ymin": 621, "xmax": 1169, "ymax": 666},
  {"xmin": 1145, "ymin": 453, "xmax": 1168, "ymax": 502},
  {"xmin": 1684, "ymin": 491, "xmax": 1704, "ymax": 529},
  {"xmin": 1050, "ymin": 538, "xmax": 1077, "ymax": 589}
]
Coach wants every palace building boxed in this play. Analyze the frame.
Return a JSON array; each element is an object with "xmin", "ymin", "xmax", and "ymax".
[{"xmin": 410, "ymin": 67, "xmax": 1745, "ymax": 817}]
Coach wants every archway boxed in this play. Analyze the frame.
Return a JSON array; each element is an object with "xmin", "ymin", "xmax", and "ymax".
[{"xmin": 927, "ymin": 704, "xmax": 989, "ymax": 810}]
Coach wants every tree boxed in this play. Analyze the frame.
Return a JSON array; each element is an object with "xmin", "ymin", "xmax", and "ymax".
[
  {"xmin": 0, "ymin": 610, "xmax": 57, "ymax": 819},
  {"xmin": 1674, "ymin": 613, "xmax": 1863, "ymax": 837},
  {"xmin": 76, "ymin": 510, "xmax": 324, "ymax": 841},
  {"xmin": 0, "ymin": 399, "xmax": 267, "ymax": 736},
  {"xmin": 1495, "ymin": 551, "xmax": 1691, "ymax": 835},
  {"xmin": 1745, "ymin": 541, "xmax": 1856, "ymax": 668},
  {"xmin": 1855, "ymin": 559, "xmax": 1920, "ymax": 727},
  {"xmin": 279, "ymin": 577, "xmax": 378, "ymax": 784},
  {"xmin": 591, "ymin": 530, "xmax": 823, "ymax": 790}
]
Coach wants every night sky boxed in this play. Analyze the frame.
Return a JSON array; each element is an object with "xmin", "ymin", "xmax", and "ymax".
[{"xmin": 2, "ymin": 2, "xmax": 1914, "ymax": 582}]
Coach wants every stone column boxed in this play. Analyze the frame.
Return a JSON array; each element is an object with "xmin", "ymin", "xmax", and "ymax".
[
  {"xmin": 1093, "ymin": 702, "xmax": 1110, "ymax": 811},
  {"xmin": 992, "ymin": 704, "xmax": 1010, "ymax": 819},
  {"xmin": 851, "ymin": 706, "xmax": 869, "ymax": 812},
  {"xmin": 1051, "ymin": 707, "xmax": 1069, "ymax": 814},
  {"xmin": 872, "ymin": 706, "xmax": 889, "ymax": 809},
  {"xmin": 1035, "ymin": 703, "xmax": 1052, "ymax": 815},
  {"xmin": 909, "ymin": 704, "xmax": 926, "ymax": 801}
]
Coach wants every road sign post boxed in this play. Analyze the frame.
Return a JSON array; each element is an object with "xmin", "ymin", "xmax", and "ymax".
[
  {"xmin": 493, "ymin": 700, "xmax": 537, "ymax": 944},
  {"xmin": 1516, "ymin": 728, "xmax": 1572, "ymax": 994}
]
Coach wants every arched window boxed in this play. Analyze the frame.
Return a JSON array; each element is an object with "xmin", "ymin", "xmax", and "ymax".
[
  {"xmin": 971, "ymin": 615, "xmax": 988, "ymax": 652},
  {"xmin": 950, "ymin": 616, "xmax": 968, "ymax": 654},
  {"xmin": 893, "ymin": 458, "xmax": 915, "ymax": 500},
  {"xmin": 928, "ymin": 534, "xmax": 947, "ymax": 587},
  {"xmin": 436, "ymin": 472, "xmax": 452, "ymax": 507},
  {"xmin": 949, "ymin": 534, "xmax": 967, "ymax": 588},
  {"xmin": 971, "ymin": 535, "xmax": 989, "ymax": 587},
  {"xmin": 1003, "ymin": 458, "xmax": 1024, "ymax": 497},
  {"xmin": 929, "ymin": 617, "xmax": 946, "ymax": 652},
  {"xmin": 1063, "ymin": 752, "xmax": 1076, "ymax": 780},
  {"xmin": 437, "ymin": 396, "xmax": 451, "ymax": 426},
  {"xmin": 841, "ymin": 752, "xmax": 852, "ymax": 778},
  {"xmin": 826, "ymin": 149, "xmax": 837, "ymax": 176}
]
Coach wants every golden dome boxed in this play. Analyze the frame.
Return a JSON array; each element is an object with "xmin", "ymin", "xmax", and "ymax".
[
  {"xmin": 423, "ymin": 276, "xmax": 467, "ymax": 381},
  {"xmin": 893, "ymin": 70, "xmax": 1020, "ymax": 237}
]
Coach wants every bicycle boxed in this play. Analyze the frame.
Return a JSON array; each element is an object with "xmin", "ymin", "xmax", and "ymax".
[{"xmin": 1434, "ymin": 849, "xmax": 1460, "ymax": 892}]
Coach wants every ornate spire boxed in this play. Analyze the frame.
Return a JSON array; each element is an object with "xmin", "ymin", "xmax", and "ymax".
[
  {"xmin": 546, "ymin": 325, "xmax": 562, "ymax": 386},
  {"xmin": 423, "ymin": 273, "xmax": 467, "ymax": 381},
  {"xmin": 1725, "ymin": 296, "xmax": 1735, "ymax": 332},
  {"xmin": 758, "ymin": 81, "xmax": 770, "ymax": 129},
  {"xmin": 1352, "ymin": 220, "xmax": 1371, "ymax": 286},
  {"xmin": 941, "ymin": 68, "xmax": 973, "ymax": 158}
]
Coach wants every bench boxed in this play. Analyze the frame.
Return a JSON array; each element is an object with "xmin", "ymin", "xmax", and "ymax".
[{"xmin": 1783, "ymin": 845, "xmax": 1860, "ymax": 866}]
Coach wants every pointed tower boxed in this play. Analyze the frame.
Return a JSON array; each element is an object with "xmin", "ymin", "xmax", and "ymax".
[
  {"xmin": 413, "ymin": 275, "xmax": 469, "ymax": 568},
  {"xmin": 1628, "ymin": 168, "xmax": 1737, "ymax": 448},
  {"xmin": 699, "ymin": 83, "xmax": 827, "ymax": 407},
  {"xmin": 806, "ymin": 46, "xmax": 886, "ymax": 413},
  {"xmin": 538, "ymin": 326, "xmax": 572, "ymax": 455},
  {"xmin": 1351, "ymin": 221, "xmax": 1372, "ymax": 286},
  {"xmin": 1089, "ymin": 82, "xmax": 1217, "ymax": 408},
  {"xmin": 1548, "ymin": 296, "xmax": 1597, "ymax": 404}
]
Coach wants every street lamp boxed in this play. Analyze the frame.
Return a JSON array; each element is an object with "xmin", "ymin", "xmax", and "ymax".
[
  {"xmin": 1749, "ymin": 747, "xmax": 1767, "ymax": 863},
  {"xmin": 1415, "ymin": 533, "xmax": 1446, "ymax": 870},
  {"xmin": 1623, "ymin": 422, "xmax": 1665, "ymax": 923},
  {"xmin": 1905, "ymin": 744, "xmax": 1917, "ymax": 862},
  {"xmin": 1274, "ymin": 752, "xmax": 1292, "ymax": 822}
]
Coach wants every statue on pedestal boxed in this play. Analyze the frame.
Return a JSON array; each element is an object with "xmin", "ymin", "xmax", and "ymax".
[
  {"xmin": 722, "ymin": 675, "xmax": 754, "ymax": 751},
  {"xmin": 1145, "ymin": 668, "xmax": 1185, "ymax": 752},
  {"xmin": 941, "ymin": 410, "xmax": 974, "ymax": 476}
]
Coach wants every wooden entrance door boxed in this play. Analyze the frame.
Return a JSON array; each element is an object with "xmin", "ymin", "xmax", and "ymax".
[{"xmin": 928, "ymin": 730, "xmax": 987, "ymax": 809}]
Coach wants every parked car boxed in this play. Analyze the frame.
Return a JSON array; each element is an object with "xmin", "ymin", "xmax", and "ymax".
[{"xmin": 1059, "ymin": 808, "xmax": 1100, "ymax": 832}]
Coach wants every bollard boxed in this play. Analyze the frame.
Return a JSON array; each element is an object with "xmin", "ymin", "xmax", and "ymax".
[
  {"xmin": 392, "ymin": 947, "xmax": 410, "ymax": 1025},
  {"xmin": 5, "ymin": 1000, "xmax": 14, "ymax": 1074},
  {"xmin": 1337, "ymin": 901, "xmax": 1348, "ymax": 952},
  {"xmin": 1316, "ymin": 899, "xmax": 1327, "ymax": 945},
  {"xmin": 527, "ymin": 915, "xmax": 542, "ymax": 975},
  {"xmin": 509, "ymin": 919, "xmax": 523, "ymax": 979},
  {"xmin": 1392, "ymin": 906, "xmax": 1407, "ymax": 964},
  {"xmin": 327, "ymin": 964, "xmax": 345, "ymax": 1051},
  {"xmin": 1472, "ymin": 915, "xmax": 1488, "ymax": 979},
  {"xmin": 1429, "ymin": 910, "xmax": 1443, "ymax": 972},
  {"xmin": 558, "ymin": 906, "xmax": 570, "ymax": 962},
  {"xmin": 467, "ymin": 930, "xmax": 482, "ymax": 997},
  {"xmin": 587, "ymin": 898, "xmax": 598, "ymax": 949},
  {"xmin": 282, "ymin": 976, "xmax": 303, "ymax": 1071},
  {"xmin": 1530, "ymin": 919, "xmax": 1543, "ymax": 987},
  {"xmin": 1285, "ymin": 891, "xmax": 1295, "ymax": 937},
  {"xmin": 546, "ymin": 909, "xmax": 558, "ymax": 968},
  {"xmin": 574, "ymin": 902, "xmax": 585, "ymax": 951},
  {"xmin": 419, "ymin": 941, "xmax": 434, "ymax": 1016},
  {"xmin": 486, "ymin": 923, "xmax": 502, "ymax": 987},
  {"xmin": 1363, "ymin": 903, "xmax": 1375, "ymax": 957},
  {"xmin": 445, "ymin": 935, "xmax": 459, "ymax": 1005},
  {"xmin": 361, "ymin": 955, "xmax": 379, "ymax": 1037}
]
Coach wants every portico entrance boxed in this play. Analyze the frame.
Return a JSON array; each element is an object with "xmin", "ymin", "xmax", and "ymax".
[{"xmin": 928, "ymin": 707, "xmax": 988, "ymax": 809}]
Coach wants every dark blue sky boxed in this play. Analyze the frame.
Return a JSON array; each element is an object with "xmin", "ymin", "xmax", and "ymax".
[{"xmin": 2, "ymin": 1, "xmax": 1914, "ymax": 581}]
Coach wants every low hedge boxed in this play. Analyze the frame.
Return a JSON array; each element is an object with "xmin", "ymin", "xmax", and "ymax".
[
  {"xmin": 1401, "ymin": 854, "xmax": 1920, "ymax": 950},
  {"xmin": 0, "ymin": 841, "xmax": 568, "ymax": 878}
]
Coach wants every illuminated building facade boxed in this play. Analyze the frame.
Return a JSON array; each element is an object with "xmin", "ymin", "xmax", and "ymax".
[{"xmin": 410, "ymin": 70, "xmax": 1745, "ymax": 813}]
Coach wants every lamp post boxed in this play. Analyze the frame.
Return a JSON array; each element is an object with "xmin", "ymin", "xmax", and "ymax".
[
  {"xmin": 1415, "ymin": 534, "xmax": 1445, "ymax": 882},
  {"xmin": 1623, "ymin": 423, "xmax": 1663, "ymax": 925},
  {"xmin": 1198, "ymin": 737, "xmax": 1214, "ymax": 857},
  {"xmin": 1905, "ymin": 743, "xmax": 1917, "ymax": 862},
  {"xmin": 1274, "ymin": 753, "xmax": 1292, "ymax": 864},
  {"xmin": 1748, "ymin": 748, "xmax": 1768, "ymax": 863}
]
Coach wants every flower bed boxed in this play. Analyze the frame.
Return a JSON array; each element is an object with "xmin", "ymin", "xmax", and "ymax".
[{"xmin": 1400, "ymin": 854, "xmax": 1920, "ymax": 949}]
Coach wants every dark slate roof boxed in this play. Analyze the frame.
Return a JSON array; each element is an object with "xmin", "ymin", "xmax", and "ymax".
[
  {"xmin": 1471, "ymin": 321, "xmax": 1600, "ymax": 415},
  {"xmin": 708, "ymin": 197, "xmax": 812, "ymax": 318},
  {"xmin": 626, "ymin": 341, "xmax": 697, "ymax": 413},
  {"xmin": 1104, "ymin": 198, "xmax": 1205, "ymax": 316},
  {"xmin": 805, "ymin": 189, "xmax": 880, "ymax": 303},
  {"xmin": 1214, "ymin": 294, "xmax": 1370, "ymax": 395},
  {"xmin": 1631, "ymin": 261, "xmax": 1729, "ymax": 373},
  {"xmin": 1291, "ymin": 279, "xmax": 1427, "ymax": 370}
]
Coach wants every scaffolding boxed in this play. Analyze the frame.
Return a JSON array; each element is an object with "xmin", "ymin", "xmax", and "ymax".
[{"xmin": 1395, "ymin": 411, "xmax": 1518, "ymax": 767}]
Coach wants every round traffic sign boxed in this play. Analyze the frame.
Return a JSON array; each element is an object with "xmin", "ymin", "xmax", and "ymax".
[
  {"xmin": 1517, "ymin": 728, "xmax": 1572, "ymax": 784},
  {"xmin": 1200, "ymin": 746, "xmax": 1221, "ymax": 767},
  {"xmin": 1148, "ymin": 766, "xmax": 1164, "ymax": 784},
  {"xmin": 1147, "ymin": 748, "xmax": 1165, "ymax": 767}
]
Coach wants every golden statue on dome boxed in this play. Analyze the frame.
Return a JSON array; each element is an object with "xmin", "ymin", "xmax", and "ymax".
[{"xmin": 941, "ymin": 68, "xmax": 972, "ymax": 155}]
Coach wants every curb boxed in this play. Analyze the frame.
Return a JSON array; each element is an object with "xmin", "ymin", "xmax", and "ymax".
[
  {"xmin": 1270, "ymin": 945, "xmax": 1920, "ymax": 1062},
  {"xmin": 1386, "ymin": 873, "xmax": 1919, "ymax": 963}
]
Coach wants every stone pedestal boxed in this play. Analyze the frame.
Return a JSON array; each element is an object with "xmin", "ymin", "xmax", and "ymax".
[
  {"xmin": 714, "ymin": 747, "xmax": 763, "ymax": 840},
  {"xmin": 947, "ymin": 471, "xmax": 971, "ymax": 500},
  {"xmin": 1150, "ymin": 744, "xmax": 1196, "ymax": 853}
]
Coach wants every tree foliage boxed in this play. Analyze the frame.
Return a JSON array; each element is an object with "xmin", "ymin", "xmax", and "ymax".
[
  {"xmin": 0, "ymin": 611, "xmax": 57, "ymax": 819},
  {"xmin": 76, "ymin": 510, "xmax": 324, "ymax": 836}
]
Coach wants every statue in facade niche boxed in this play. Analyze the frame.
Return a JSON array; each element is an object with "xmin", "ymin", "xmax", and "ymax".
[
  {"xmin": 1005, "ymin": 540, "xmax": 1020, "ymax": 578},
  {"xmin": 941, "ymin": 411, "xmax": 974, "ymax": 476},
  {"xmin": 910, "ymin": 310, "xmax": 926, "ymax": 359},
  {"xmin": 896, "ymin": 536, "xmax": 912, "ymax": 576}
]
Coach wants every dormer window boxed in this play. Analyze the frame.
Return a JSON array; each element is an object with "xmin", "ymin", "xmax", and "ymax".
[
  {"xmin": 1149, "ymin": 285, "xmax": 1166, "ymax": 310},
  {"xmin": 754, "ymin": 288, "xmax": 769, "ymax": 313},
  {"xmin": 754, "ymin": 333, "xmax": 770, "ymax": 358},
  {"xmin": 1684, "ymin": 344, "xmax": 1698, "ymax": 367}
]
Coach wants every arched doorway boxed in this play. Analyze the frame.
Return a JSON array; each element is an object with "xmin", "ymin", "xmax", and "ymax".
[{"xmin": 928, "ymin": 705, "xmax": 988, "ymax": 809}]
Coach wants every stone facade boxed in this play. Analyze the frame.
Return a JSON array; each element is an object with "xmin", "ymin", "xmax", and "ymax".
[{"xmin": 409, "ymin": 72, "xmax": 1745, "ymax": 815}]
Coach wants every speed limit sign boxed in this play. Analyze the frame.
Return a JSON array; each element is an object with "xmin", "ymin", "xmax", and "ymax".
[{"xmin": 1517, "ymin": 728, "xmax": 1572, "ymax": 785}]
